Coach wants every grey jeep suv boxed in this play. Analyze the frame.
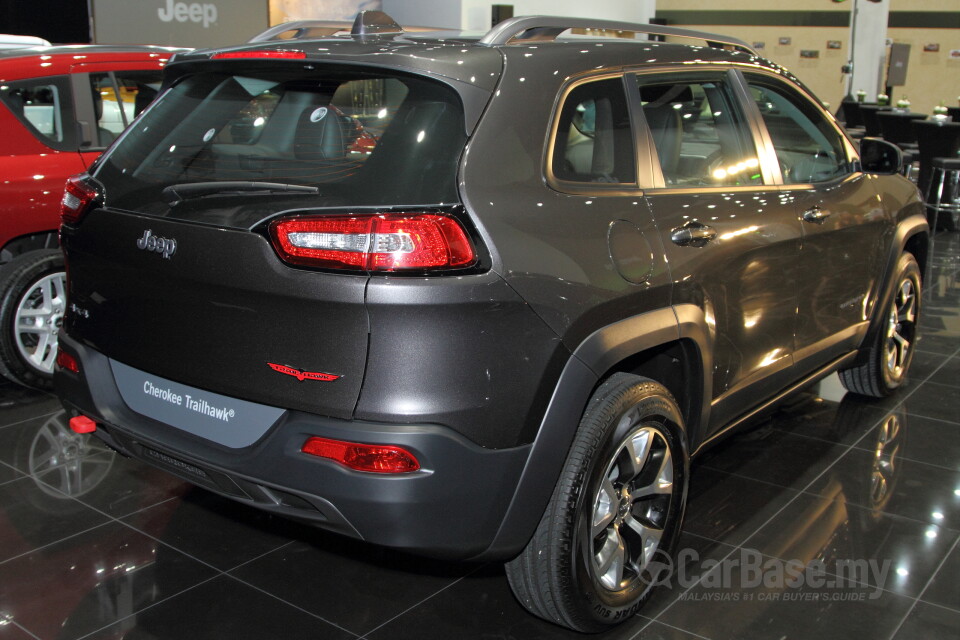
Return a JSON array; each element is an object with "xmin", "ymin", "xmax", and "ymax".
[{"xmin": 54, "ymin": 12, "xmax": 928, "ymax": 632}]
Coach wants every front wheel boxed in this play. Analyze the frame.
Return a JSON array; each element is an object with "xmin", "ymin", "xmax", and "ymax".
[
  {"xmin": 505, "ymin": 374, "xmax": 688, "ymax": 632},
  {"xmin": 0, "ymin": 250, "xmax": 67, "ymax": 390},
  {"xmin": 839, "ymin": 252, "xmax": 921, "ymax": 397}
]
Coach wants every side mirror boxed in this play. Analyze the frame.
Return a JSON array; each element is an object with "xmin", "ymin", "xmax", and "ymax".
[{"xmin": 859, "ymin": 137, "xmax": 903, "ymax": 175}]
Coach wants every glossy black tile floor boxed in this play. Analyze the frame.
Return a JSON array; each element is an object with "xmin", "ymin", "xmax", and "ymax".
[{"xmin": 1, "ymin": 233, "xmax": 958, "ymax": 640}]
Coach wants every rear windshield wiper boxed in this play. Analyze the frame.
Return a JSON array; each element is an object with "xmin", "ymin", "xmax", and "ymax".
[{"xmin": 161, "ymin": 181, "xmax": 320, "ymax": 206}]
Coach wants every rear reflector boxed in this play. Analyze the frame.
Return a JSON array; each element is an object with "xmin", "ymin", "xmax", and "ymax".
[
  {"xmin": 270, "ymin": 213, "xmax": 476, "ymax": 271},
  {"xmin": 61, "ymin": 175, "xmax": 99, "ymax": 224},
  {"xmin": 212, "ymin": 50, "xmax": 306, "ymax": 59},
  {"xmin": 55, "ymin": 349, "xmax": 79, "ymax": 373},
  {"xmin": 301, "ymin": 436, "xmax": 420, "ymax": 473},
  {"xmin": 69, "ymin": 415, "xmax": 97, "ymax": 434}
]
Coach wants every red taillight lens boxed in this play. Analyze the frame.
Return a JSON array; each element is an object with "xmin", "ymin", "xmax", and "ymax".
[
  {"xmin": 301, "ymin": 437, "xmax": 421, "ymax": 473},
  {"xmin": 270, "ymin": 214, "xmax": 476, "ymax": 271},
  {"xmin": 212, "ymin": 50, "xmax": 306, "ymax": 59},
  {"xmin": 61, "ymin": 175, "xmax": 99, "ymax": 224},
  {"xmin": 55, "ymin": 349, "xmax": 79, "ymax": 373}
]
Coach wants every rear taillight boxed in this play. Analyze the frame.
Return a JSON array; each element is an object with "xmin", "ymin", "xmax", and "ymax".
[
  {"xmin": 212, "ymin": 50, "xmax": 306, "ymax": 59},
  {"xmin": 269, "ymin": 213, "xmax": 476, "ymax": 271},
  {"xmin": 60, "ymin": 175, "xmax": 99, "ymax": 224},
  {"xmin": 301, "ymin": 437, "xmax": 421, "ymax": 473}
]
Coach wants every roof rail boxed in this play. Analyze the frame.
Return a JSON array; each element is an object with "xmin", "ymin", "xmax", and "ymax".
[{"xmin": 479, "ymin": 16, "xmax": 755, "ymax": 55}]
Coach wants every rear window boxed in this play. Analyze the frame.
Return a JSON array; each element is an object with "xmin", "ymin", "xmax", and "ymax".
[{"xmin": 94, "ymin": 67, "xmax": 468, "ymax": 225}]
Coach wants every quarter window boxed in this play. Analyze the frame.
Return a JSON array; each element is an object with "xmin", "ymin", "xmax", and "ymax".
[
  {"xmin": 0, "ymin": 76, "xmax": 76, "ymax": 150},
  {"xmin": 636, "ymin": 78, "xmax": 762, "ymax": 187},
  {"xmin": 552, "ymin": 78, "xmax": 635, "ymax": 185},
  {"xmin": 747, "ymin": 79, "xmax": 849, "ymax": 184}
]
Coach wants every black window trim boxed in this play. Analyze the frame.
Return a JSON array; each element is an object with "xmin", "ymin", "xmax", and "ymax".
[{"xmin": 71, "ymin": 71, "xmax": 99, "ymax": 150}]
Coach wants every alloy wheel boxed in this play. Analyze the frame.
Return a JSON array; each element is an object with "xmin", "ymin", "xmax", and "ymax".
[
  {"xmin": 883, "ymin": 276, "xmax": 917, "ymax": 381},
  {"xmin": 589, "ymin": 420, "xmax": 674, "ymax": 591},
  {"xmin": 13, "ymin": 271, "xmax": 66, "ymax": 374}
]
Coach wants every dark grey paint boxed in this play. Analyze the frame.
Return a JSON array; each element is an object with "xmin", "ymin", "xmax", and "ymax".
[{"xmin": 56, "ymin": 30, "xmax": 930, "ymax": 561}]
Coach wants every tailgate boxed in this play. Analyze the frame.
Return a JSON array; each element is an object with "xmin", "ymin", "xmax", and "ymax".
[{"xmin": 62, "ymin": 208, "xmax": 369, "ymax": 420}]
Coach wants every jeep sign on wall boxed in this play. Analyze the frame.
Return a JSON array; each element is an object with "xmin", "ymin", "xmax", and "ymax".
[{"xmin": 92, "ymin": 0, "xmax": 268, "ymax": 47}]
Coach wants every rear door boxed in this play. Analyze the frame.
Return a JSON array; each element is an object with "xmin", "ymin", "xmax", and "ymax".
[
  {"xmin": 65, "ymin": 64, "xmax": 469, "ymax": 419},
  {"xmin": 0, "ymin": 73, "xmax": 87, "ymax": 248},
  {"xmin": 634, "ymin": 70, "xmax": 804, "ymax": 435},
  {"xmin": 741, "ymin": 72, "xmax": 886, "ymax": 372},
  {"xmin": 64, "ymin": 208, "xmax": 371, "ymax": 420}
]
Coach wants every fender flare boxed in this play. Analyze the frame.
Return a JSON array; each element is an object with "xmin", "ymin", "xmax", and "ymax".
[
  {"xmin": 471, "ymin": 304, "xmax": 713, "ymax": 561},
  {"xmin": 855, "ymin": 213, "xmax": 929, "ymax": 364}
]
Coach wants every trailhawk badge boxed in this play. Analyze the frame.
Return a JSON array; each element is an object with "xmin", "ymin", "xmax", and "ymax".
[{"xmin": 267, "ymin": 362, "xmax": 341, "ymax": 382}]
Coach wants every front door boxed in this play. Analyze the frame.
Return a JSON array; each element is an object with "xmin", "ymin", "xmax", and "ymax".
[{"xmin": 743, "ymin": 73, "xmax": 887, "ymax": 373}]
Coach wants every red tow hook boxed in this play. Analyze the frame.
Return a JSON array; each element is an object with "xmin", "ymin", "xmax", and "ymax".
[{"xmin": 69, "ymin": 415, "xmax": 97, "ymax": 434}]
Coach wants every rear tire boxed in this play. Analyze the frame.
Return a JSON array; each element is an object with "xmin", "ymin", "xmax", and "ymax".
[
  {"xmin": 505, "ymin": 373, "xmax": 688, "ymax": 632},
  {"xmin": 839, "ymin": 252, "xmax": 921, "ymax": 397},
  {"xmin": 0, "ymin": 250, "xmax": 66, "ymax": 390}
]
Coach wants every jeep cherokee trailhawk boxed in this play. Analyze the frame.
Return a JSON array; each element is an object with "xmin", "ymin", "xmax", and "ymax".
[{"xmin": 55, "ymin": 12, "xmax": 928, "ymax": 632}]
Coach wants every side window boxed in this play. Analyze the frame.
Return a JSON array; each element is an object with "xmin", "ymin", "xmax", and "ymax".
[
  {"xmin": 747, "ymin": 79, "xmax": 849, "ymax": 184},
  {"xmin": 90, "ymin": 71, "xmax": 163, "ymax": 147},
  {"xmin": 0, "ymin": 76, "xmax": 76, "ymax": 150},
  {"xmin": 636, "ymin": 77, "xmax": 762, "ymax": 187},
  {"xmin": 552, "ymin": 78, "xmax": 635, "ymax": 185}
]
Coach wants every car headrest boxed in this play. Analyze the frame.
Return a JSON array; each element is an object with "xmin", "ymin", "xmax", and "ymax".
[
  {"xmin": 639, "ymin": 84, "xmax": 694, "ymax": 108},
  {"xmin": 294, "ymin": 105, "xmax": 347, "ymax": 161}
]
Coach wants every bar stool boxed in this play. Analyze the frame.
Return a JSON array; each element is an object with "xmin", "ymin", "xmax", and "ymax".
[
  {"xmin": 927, "ymin": 157, "xmax": 960, "ymax": 232},
  {"xmin": 913, "ymin": 120, "xmax": 960, "ymax": 226}
]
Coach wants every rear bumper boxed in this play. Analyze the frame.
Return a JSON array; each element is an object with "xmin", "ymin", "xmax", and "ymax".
[{"xmin": 55, "ymin": 332, "xmax": 530, "ymax": 560}]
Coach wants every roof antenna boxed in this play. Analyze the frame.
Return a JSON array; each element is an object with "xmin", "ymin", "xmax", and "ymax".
[{"xmin": 351, "ymin": 11, "xmax": 404, "ymax": 37}]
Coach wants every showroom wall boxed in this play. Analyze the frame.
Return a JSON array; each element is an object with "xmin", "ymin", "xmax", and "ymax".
[
  {"xmin": 886, "ymin": 0, "xmax": 960, "ymax": 113},
  {"xmin": 656, "ymin": 0, "xmax": 960, "ymax": 114},
  {"xmin": 270, "ymin": 0, "xmax": 382, "ymax": 23},
  {"xmin": 381, "ymin": 0, "xmax": 655, "ymax": 31}
]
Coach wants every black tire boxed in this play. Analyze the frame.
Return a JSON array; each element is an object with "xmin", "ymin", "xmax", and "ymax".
[
  {"xmin": 0, "ymin": 249, "xmax": 66, "ymax": 390},
  {"xmin": 505, "ymin": 373, "xmax": 688, "ymax": 632},
  {"xmin": 839, "ymin": 252, "xmax": 921, "ymax": 397}
]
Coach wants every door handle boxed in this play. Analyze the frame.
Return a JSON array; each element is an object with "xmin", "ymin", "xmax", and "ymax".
[
  {"xmin": 670, "ymin": 223, "xmax": 717, "ymax": 247},
  {"xmin": 802, "ymin": 207, "xmax": 831, "ymax": 224}
]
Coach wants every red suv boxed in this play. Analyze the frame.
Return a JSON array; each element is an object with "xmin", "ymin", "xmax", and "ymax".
[{"xmin": 0, "ymin": 44, "xmax": 181, "ymax": 389}]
